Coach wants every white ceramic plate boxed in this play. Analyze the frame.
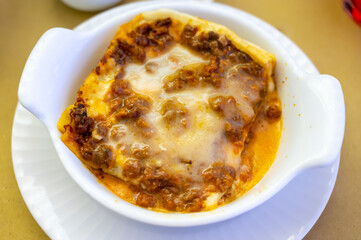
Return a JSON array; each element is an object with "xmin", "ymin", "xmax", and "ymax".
[{"xmin": 12, "ymin": 2, "xmax": 339, "ymax": 239}]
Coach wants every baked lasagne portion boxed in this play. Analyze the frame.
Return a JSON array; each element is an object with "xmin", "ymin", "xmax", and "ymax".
[{"xmin": 58, "ymin": 9, "xmax": 282, "ymax": 212}]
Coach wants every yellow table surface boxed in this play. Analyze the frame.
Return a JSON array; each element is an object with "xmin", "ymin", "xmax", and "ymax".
[{"xmin": 1, "ymin": 0, "xmax": 360, "ymax": 239}]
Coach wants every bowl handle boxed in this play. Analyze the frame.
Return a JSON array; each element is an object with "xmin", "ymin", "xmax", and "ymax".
[
  {"xmin": 301, "ymin": 74, "xmax": 345, "ymax": 168},
  {"xmin": 18, "ymin": 28, "xmax": 88, "ymax": 127}
]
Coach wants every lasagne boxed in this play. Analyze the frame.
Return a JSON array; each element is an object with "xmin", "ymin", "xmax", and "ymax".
[{"xmin": 58, "ymin": 9, "xmax": 282, "ymax": 212}]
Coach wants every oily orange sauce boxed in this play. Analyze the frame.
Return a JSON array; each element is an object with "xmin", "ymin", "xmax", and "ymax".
[{"xmin": 234, "ymin": 113, "xmax": 282, "ymax": 198}]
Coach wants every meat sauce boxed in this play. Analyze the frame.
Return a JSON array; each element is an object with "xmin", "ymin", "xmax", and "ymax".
[{"xmin": 61, "ymin": 17, "xmax": 282, "ymax": 212}]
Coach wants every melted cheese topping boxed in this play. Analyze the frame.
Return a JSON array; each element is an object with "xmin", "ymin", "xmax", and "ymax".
[
  {"xmin": 126, "ymin": 45, "xmax": 207, "ymax": 96},
  {"xmin": 101, "ymin": 46, "xmax": 240, "ymax": 188}
]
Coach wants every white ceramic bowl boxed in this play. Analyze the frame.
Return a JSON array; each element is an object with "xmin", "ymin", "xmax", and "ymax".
[
  {"xmin": 18, "ymin": 2, "xmax": 345, "ymax": 227},
  {"xmin": 61, "ymin": 0, "xmax": 123, "ymax": 12}
]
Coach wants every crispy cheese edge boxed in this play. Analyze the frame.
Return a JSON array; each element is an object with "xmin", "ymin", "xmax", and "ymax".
[{"xmin": 58, "ymin": 104, "xmax": 86, "ymax": 164}]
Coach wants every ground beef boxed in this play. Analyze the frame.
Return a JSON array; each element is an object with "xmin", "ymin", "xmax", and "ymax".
[
  {"xmin": 72, "ymin": 103, "xmax": 94, "ymax": 141},
  {"xmin": 136, "ymin": 192, "xmax": 156, "ymax": 208},
  {"xmin": 266, "ymin": 98, "xmax": 282, "ymax": 121},
  {"xmin": 131, "ymin": 144, "xmax": 151, "ymax": 159},
  {"xmin": 208, "ymin": 95, "xmax": 247, "ymax": 145},
  {"xmin": 70, "ymin": 102, "xmax": 116, "ymax": 169},
  {"xmin": 93, "ymin": 145, "xmax": 113, "ymax": 167},
  {"xmin": 128, "ymin": 18, "xmax": 173, "ymax": 52},
  {"xmin": 181, "ymin": 189, "xmax": 204, "ymax": 212},
  {"xmin": 202, "ymin": 57, "xmax": 223, "ymax": 88},
  {"xmin": 159, "ymin": 188, "xmax": 203, "ymax": 212},
  {"xmin": 139, "ymin": 167, "xmax": 168, "ymax": 191},
  {"xmin": 224, "ymin": 120, "xmax": 246, "ymax": 145},
  {"xmin": 122, "ymin": 158, "xmax": 142, "ymax": 178},
  {"xmin": 113, "ymin": 96, "xmax": 151, "ymax": 120},
  {"xmin": 110, "ymin": 125, "xmax": 126, "ymax": 139},
  {"xmin": 108, "ymin": 79, "xmax": 132, "ymax": 100},
  {"xmin": 135, "ymin": 117, "xmax": 155, "ymax": 138},
  {"xmin": 162, "ymin": 192, "xmax": 180, "ymax": 211},
  {"xmin": 238, "ymin": 61, "xmax": 264, "ymax": 78},
  {"xmin": 107, "ymin": 81, "xmax": 151, "ymax": 120},
  {"xmin": 202, "ymin": 163, "xmax": 236, "ymax": 192},
  {"xmin": 160, "ymin": 98, "xmax": 189, "ymax": 128},
  {"xmin": 111, "ymin": 39, "xmax": 145, "ymax": 65},
  {"xmin": 181, "ymin": 24, "xmax": 198, "ymax": 45}
]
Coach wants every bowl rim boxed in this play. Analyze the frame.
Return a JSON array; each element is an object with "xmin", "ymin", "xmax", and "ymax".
[{"xmin": 18, "ymin": 1, "xmax": 345, "ymax": 227}]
